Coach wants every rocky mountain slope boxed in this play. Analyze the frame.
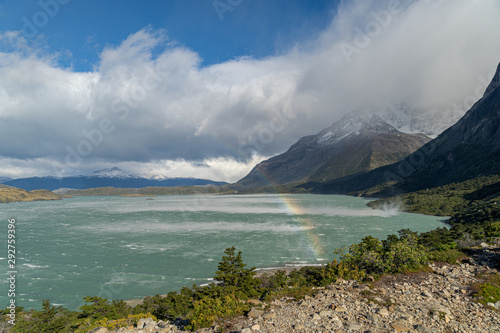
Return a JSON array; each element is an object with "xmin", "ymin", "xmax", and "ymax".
[
  {"xmin": 225, "ymin": 254, "xmax": 500, "ymax": 333},
  {"xmin": 84, "ymin": 245, "xmax": 500, "ymax": 333},
  {"xmin": 3, "ymin": 167, "xmax": 227, "ymax": 191},
  {"xmin": 237, "ymin": 114, "xmax": 430, "ymax": 188},
  {"xmin": 311, "ymin": 62, "xmax": 500, "ymax": 197}
]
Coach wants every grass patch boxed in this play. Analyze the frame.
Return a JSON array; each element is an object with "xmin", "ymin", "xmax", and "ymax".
[
  {"xmin": 471, "ymin": 273, "xmax": 500, "ymax": 306},
  {"xmin": 428, "ymin": 249, "xmax": 467, "ymax": 264}
]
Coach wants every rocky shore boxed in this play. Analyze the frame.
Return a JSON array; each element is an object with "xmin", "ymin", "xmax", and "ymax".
[
  {"xmin": 91, "ymin": 245, "xmax": 500, "ymax": 333},
  {"xmin": 125, "ymin": 266, "xmax": 320, "ymax": 308}
]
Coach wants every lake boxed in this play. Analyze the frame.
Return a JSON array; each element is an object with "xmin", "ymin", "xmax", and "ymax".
[{"xmin": 0, "ymin": 194, "xmax": 447, "ymax": 310}]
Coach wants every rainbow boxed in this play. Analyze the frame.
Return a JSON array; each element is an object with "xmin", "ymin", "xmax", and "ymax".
[
  {"xmin": 252, "ymin": 166, "xmax": 327, "ymax": 260},
  {"xmin": 276, "ymin": 194, "xmax": 327, "ymax": 259}
]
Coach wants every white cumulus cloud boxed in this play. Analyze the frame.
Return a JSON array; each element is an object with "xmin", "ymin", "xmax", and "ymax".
[{"xmin": 0, "ymin": 0, "xmax": 500, "ymax": 182}]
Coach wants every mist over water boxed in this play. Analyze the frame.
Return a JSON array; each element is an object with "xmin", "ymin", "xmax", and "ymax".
[{"xmin": 0, "ymin": 194, "xmax": 446, "ymax": 310}]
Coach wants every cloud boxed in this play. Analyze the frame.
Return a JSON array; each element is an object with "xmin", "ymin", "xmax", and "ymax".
[{"xmin": 1, "ymin": 0, "xmax": 500, "ymax": 181}]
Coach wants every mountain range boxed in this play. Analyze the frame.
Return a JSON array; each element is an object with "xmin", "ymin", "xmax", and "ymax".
[
  {"xmin": 306, "ymin": 62, "xmax": 500, "ymax": 196},
  {"xmin": 3, "ymin": 167, "xmax": 227, "ymax": 192},
  {"xmin": 236, "ymin": 62, "xmax": 500, "ymax": 197},
  {"xmin": 236, "ymin": 114, "xmax": 431, "ymax": 189}
]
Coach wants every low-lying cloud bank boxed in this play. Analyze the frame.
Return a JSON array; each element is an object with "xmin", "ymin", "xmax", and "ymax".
[{"xmin": 1, "ymin": 0, "xmax": 500, "ymax": 182}]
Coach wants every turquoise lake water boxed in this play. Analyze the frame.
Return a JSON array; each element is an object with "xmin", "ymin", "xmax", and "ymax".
[{"xmin": 0, "ymin": 194, "xmax": 447, "ymax": 311}]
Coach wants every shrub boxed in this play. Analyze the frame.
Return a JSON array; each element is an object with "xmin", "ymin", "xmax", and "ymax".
[
  {"xmin": 321, "ymin": 258, "xmax": 366, "ymax": 282},
  {"xmin": 338, "ymin": 236, "xmax": 385, "ymax": 274},
  {"xmin": 288, "ymin": 266, "xmax": 325, "ymax": 287},
  {"xmin": 78, "ymin": 296, "xmax": 131, "ymax": 321},
  {"xmin": 486, "ymin": 221, "xmax": 500, "ymax": 237},
  {"xmin": 383, "ymin": 235, "xmax": 428, "ymax": 273},
  {"xmin": 186, "ymin": 295, "xmax": 248, "ymax": 331},
  {"xmin": 259, "ymin": 270, "xmax": 288, "ymax": 291},
  {"xmin": 472, "ymin": 274, "xmax": 500, "ymax": 306},
  {"xmin": 75, "ymin": 313, "xmax": 156, "ymax": 332},
  {"xmin": 133, "ymin": 287, "xmax": 194, "ymax": 321},
  {"xmin": 12, "ymin": 300, "xmax": 73, "ymax": 333},
  {"xmin": 337, "ymin": 232, "xmax": 428, "ymax": 276}
]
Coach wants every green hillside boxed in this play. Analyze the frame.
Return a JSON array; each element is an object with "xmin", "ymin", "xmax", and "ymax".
[
  {"xmin": 0, "ymin": 185, "xmax": 63, "ymax": 203},
  {"xmin": 368, "ymin": 175, "xmax": 500, "ymax": 216}
]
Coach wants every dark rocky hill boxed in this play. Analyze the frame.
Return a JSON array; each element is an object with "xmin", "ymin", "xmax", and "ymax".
[
  {"xmin": 236, "ymin": 114, "xmax": 430, "ymax": 188},
  {"xmin": 310, "ymin": 62, "xmax": 500, "ymax": 197}
]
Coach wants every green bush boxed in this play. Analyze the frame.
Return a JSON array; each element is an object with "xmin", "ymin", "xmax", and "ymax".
[
  {"xmin": 427, "ymin": 244, "xmax": 465, "ymax": 264},
  {"xmin": 260, "ymin": 270, "xmax": 288, "ymax": 291},
  {"xmin": 383, "ymin": 235, "xmax": 428, "ymax": 273},
  {"xmin": 321, "ymin": 258, "xmax": 366, "ymax": 283},
  {"xmin": 78, "ymin": 296, "xmax": 131, "ymax": 321},
  {"xmin": 74, "ymin": 313, "xmax": 156, "ymax": 333},
  {"xmin": 339, "ymin": 236, "xmax": 385, "ymax": 274},
  {"xmin": 288, "ymin": 266, "xmax": 325, "ymax": 287},
  {"xmin": 186, "ymin": 295, "xmax": 248, "ymax": 331},
  {"xmin": 338, "ymin": 232, "xmax": 428, "ymax": 276},
  {"xmin": 486, "ymin": 221, "xmax": 500, "ymax": 237},
  {"xmin": 133, "ymin": 287, "xmax": 194, "ymax": 321},
  {"xmin": 419, "ymin": 228, "xmax": 459, "ymax": 249},
  {"xmin": 472, "ymin": 274, "xmax": 500, "ymax": 306},
  {"xmin": 12, "ymin": 300, "xmax": 74, "ymax": 333}
]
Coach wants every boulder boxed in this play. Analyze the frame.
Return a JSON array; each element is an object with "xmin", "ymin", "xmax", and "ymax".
[
  {"xmin": 247, "ymin": 299, "xmax": 262, "ymax": 305},
  {"xmin": 334, "ymin": 305, "xmax": 347, "ymax": 312},
  {"xmin": 251, "ymin": 324, "xmax": 261, "ymax": 331},
  {"xmin": 377, "ymin": 307, "xmax": 389, "ymax": 317},
  {"xmin": 137, "ymin": 318, "xmax": 156, "ymax": 329},
  {"xmin": 294, "ymin": 324, "xmax": 305, "ymax": 330},
  {"xmin": 247, "ymin": 308, "xmax": 264, "ymax": 318},
  {"xmin": 90, "ymin": 328, "xmax": 109, "ymax": 333},
  {"xmin": 344, "ymin": 322, "xmax": 361, "ymax": 330},
  {"xmin": 319, "ymin": 310, "xmax": 332, "ymax": 317},
  {"xmin": 390, "ymin": 322, "xmax": 410, "ymax": 332}
]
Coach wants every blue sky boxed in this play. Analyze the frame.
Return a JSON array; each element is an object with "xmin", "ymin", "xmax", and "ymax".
[
  {"xmin": 0, "ymin": 0, "xmax": 337, "ymax": 71},
  {"xmin": 1, "ymin": 0, "xmax": 500, "ymax": 181}
]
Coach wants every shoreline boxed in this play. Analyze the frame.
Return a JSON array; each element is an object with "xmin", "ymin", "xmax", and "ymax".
[
  {"xmin": 253, "ymin": 263, "xmax": 326, "ymax": 277},
  {"xmin": 124, "ymin": 263, "xmax": 327, "ymax": 308},
  {"xmin": 117, "ymin": 244, "xmax": 500, "ymax": 332}
]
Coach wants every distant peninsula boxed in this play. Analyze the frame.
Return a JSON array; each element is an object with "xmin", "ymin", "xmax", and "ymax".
[{"xmin": 0, "ymin": 185, "xmax": 63, "ymax": 203}]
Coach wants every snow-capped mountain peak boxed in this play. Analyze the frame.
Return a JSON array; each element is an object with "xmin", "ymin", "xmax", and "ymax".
[
  {"xmin": 0, "ymin": 177, "xmax": 13, "ymax": 184},
  {"xmin": 141, "ymin": 172, "xmax": 170, "ymax": 180},
  {"xmin": 89, "ymin": 167, "xmax": 137, "ymax": 179},
  {"xmin": 316, "ymin": 114, "xmax": 397, "ymax": 145},
  {"xmin": 375, "ymin": 104, "xmax": 465, "ymax": 138}
]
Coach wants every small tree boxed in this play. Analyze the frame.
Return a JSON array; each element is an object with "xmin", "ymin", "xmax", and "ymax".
[
  {"xmin": 79, "ymin": 296, "xmax": 130, "ymax": 321},
  {"xmin": 12, "ymin": 300, "xmax": 70, "ymax": 333},
  {"xmin": 214, "ymin": 247, "xmax": 259, "ymax": 297}
]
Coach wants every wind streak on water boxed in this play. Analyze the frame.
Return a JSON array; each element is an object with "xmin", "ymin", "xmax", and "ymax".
[{"xmin": 0, "ymin": 194, "xmax": 446, "ymax": 311}]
